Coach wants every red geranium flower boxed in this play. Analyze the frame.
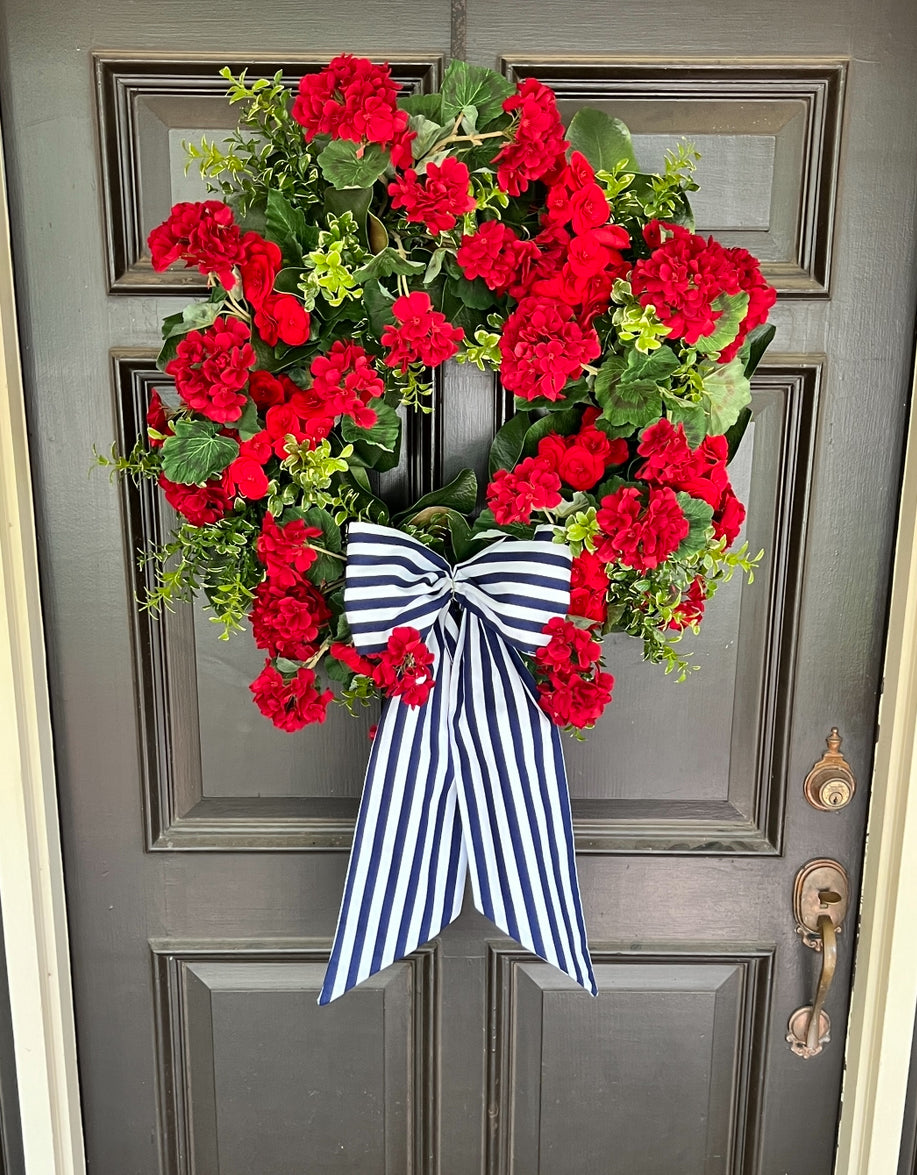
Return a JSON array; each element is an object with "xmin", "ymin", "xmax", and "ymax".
[
  {"xmin": 158, "ymin": 473, "xmax": 232, "ymax": 527},
  {"xmin": 249, "ymin": 661, "xmax": 333, "ymax": 732},
  {"xmin": 499, "ymin": 297, "xmax": 600, "ymax": 402},
  {"xmin": 308, "ymin": 341, "xmax": 384, "ymax": 426},
  {"xmin": 668, "ymin": 575, "xmax": 707, "ymax": 631},
  {"xmin": 569, "ymin": 550, "xmax": 610, "ymax": 626},
  {"xmin": 486, "ymin": 456, "xmax": 562, "ymax": 524},
  {"xmin": 291, "ymin": 55, "xmax": 413, "ymax": 163},
  {"xmin": 456, "ymin": 220, "xmax": 538, "ymax": 294},
  {"xmin": 254, "ymin": 292, "xmax": 311, "ymax": 347},
  {"xmin": 381, "ymin": 291, "xmax": 464, "ymax": 372},
  {"xmin": 534, "ymin": 617, "xmax": 613, "ymax": 729},
  {"xmin": 146, "ymin": 390, "xmax": 172, "ymax": 448},
  {"xmin": 370, "ymin": 628, "xmax": 436, "ymax": 706},
  {"xmin": 165, "ymin": 315, "xmax": 256, "ymax": 424},
  {"xmin": 256, "ymin": 513, "xmax": 323, "ymax": 588},
  {"xmin": 147, "ymin": 200, "xmax": 243, "ymax": 290},
  {"xmin": 494, "ymin": 78, "xmax": 568, "ymax": 196},
  {"xmin": 388, "ymin": 156, "xmax": 476, "ymax": 235},
  {"xmin": 239, "ymin": 232, "xmax": 283, "ymax": 308},
  {"xmin": 250, "ymin": 577, "xmax": 332, "ymax": 661},
  {"xmin": 594, "ymin": 485, "xmax": 689, "ymax": 571}
]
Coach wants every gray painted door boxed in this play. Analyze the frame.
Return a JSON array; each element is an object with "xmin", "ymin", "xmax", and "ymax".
[{"xmin": 1, "ymin": 1, "xmax": 916, "ymax": 1171}]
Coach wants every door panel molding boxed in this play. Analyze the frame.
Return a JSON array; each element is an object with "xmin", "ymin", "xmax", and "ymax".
[
  {"xmin": 485, "ymin": 944, "xmax": 773, "ymax": 1174},
  {"xmin": 152, "ymin": 941, "xmax": 439, "ymax": 1175},
  {"xmin": 93, "ymin": 53, "xmax": 443, "ymax": 294},
  {"xmin": 501, "ymin": 57, "xmax": 846, "ymax": 296}
]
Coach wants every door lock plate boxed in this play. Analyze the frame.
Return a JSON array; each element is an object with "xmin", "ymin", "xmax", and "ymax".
[
  {"xmin": 793, "ymin": 859, "xmax": 849, "ymax": 950},
  {"xmin": 804, "ymin": 729, "xmax": 856, "ymax": 810}
]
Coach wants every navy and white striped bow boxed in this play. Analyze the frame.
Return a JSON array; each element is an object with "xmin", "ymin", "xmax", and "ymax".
[{"xmin": 318, "ymin": 522, "xmax": 597, "ymax": 1004}]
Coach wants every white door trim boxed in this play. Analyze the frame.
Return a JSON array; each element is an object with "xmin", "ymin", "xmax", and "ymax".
[
  {"xmin": 834, "ymin": 358, "xmax": 917, "ymax": 1172},
  {"xmin": 0, "ymin": 103, "xmax": 914, "ymax": 1175},
  {"xmin": 0, "ymin": 121, "xmax": 86, "ymax": 1173}
]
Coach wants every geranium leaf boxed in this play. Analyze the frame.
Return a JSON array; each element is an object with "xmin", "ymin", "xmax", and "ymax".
[
  {"xmin": 407, "ymin": 113, "xmax": 448, "ymax": 158},
  {"xmin": 300, "ymin": 506, "xmax": 343, "ymax": 584},
  {"xmin": 317, "ymin": 140, "xmax": 390, "ymax": 189},
  {"xmin": 666, "ymin": 400, "xmax": 707, "ymax": 447},
  {"xmin": 595, "ymin": 376, "xmax": 662, "ymax": 429},
  {"xmin": 353, "ymin": 248, "xmax": 427, "ymax": 282},
  {"xmin": 160, "ymin": 419, "xmax": 239, "ymax": 486},
  {"xmin": 439, "ymin": 59, "xmax": 515, "ymax": 128},
  {"xmin": 235, "ymin": 397, "xmax": 261, "ymax": 441},
  {"xmin": 399, "ymin": 92, "xmax": 444, "ymax": 122},
  {"xmin": 340, "ymin": 401, "xmax": 402, "ymax": 471},
  {"xmin": 674, "ymin": 491, "xmax": 714, "ymax": 559},
  {"xmin": 395, "ymin": 468, "xmax": 479, "ymax": 521},
  {"xmin": 620, "ymin": 345, "xmax": 680, "ymax": 385},
  {"xmin": 693, "ymin": 292, "xmax": 750, "ymax": 356},
  {"xmin": 488, "ymin": 411, "xmax": 531, "ymax": 477},
  {"xmin": 739, "ymin": 322, "xmax": 777, "ymax": 378},
  {"xmin": 514, "ymin": 379, "xmax": 591, "ymax": 413},
  {"xmin": 449, "ymin": 274, "xmax": 494, "ymax": 310},
  {"xmin": 362, "ymin": 279, "xmax": 396, "ymax": 333},
  {"xmin": 567, "ymin": 108, "xmax": 638, "ymax": 173},
  {"xmin": 700, "ymin": 357, "xmax": 752, "ymax": 434}
]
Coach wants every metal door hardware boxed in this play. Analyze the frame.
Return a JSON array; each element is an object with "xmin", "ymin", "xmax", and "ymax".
[
  {"xmin": 786, "ymin": 860, "xmax": 849, "ymax": 1058},
  {"xmin": 803, "ymin": 729, "xmax": 856, "ymax": 810}
]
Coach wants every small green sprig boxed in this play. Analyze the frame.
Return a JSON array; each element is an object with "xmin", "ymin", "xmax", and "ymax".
[{"xmin": 93, "ymin": 439, "xmax": 161, "ymax": 483}]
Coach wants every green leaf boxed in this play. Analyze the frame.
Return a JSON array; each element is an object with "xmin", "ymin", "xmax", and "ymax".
[
  {"xmin": 567, "ymin": 108, "xmax": 638, "ymax": 173},
  {"xmin": 362, "ymin": 279, "xmax": 396, "ymax": 334},
  {"xmin": 407, "ymin": 113, "xmax": 447, "ymax": 158},
  {"xmin": 513, "ymin": 379, "xmax": 591, "ymax": 413},
  {"xmin": 317, "ymin": 140, "xmax": 390, "ymax": 189},
  {"xmin": 352, "ymin": 248, "xmax": 427, "ymax": 282},
  {"xmin": 674, "ymin": 491, "xmax": 715, "ymax": 559},
  {"xmin": 595, "ymin": 374, "xmax": 662, "ymax": 430},
  {"xmin": 619, "ymin": 346, "xmax": 680, "ymax": 385},
  {"xmin": 521, "ymin": 407, "xmax": 581, "ymax": 456},
  {"xmin": 666, "ymin": 400, "xmax": 707, "ymax": 448},
  {"xmin": 439, "ymin": 59, "xmax": 515, "ymax": 129},
  {"xmin": 723, "ymin": 406, "xmax": 752, "ymax": 464},
  {"xmin": 300, "ymin": 506, "xmax": 343, "ymax": 584},
  {"xmin": 449, "ymin": 273, "xmax": 494, "ymax": 310},
  {"xmin": 340, "ymin": 401, "xmax": 402, "ymax": 471},
  {"xmin": 367, "ymin": 212, "xmax": 389, "ymax": 254},
  {"xmin": 700, "ymin": 357, "xmax": 752, "ymax": 435},
  {"xmin": 469, "ymin": 507, "xmax": 535, "ymax": 544},
  {"xmin": 396, "ymin": 468, "xmax": 479, "ymax": 521},
  {"xmin": 265, "ymin": 190, "xmax": 310, "ymax": 258},
  {"xmin": 693, "ymin": 292, "xmax": 750, "ymax": 356},
  {"xmin": 235, "ymin": 397, "xmax": 261, "ymax": 441},
  {"xmin": 160, "ymin": 420, "xmax": 239, "ymax": 486},
  {"xmin": 425, "ymin": 248, "xmax": 447, "ymax": 284},
  {"xmin": 740, "ymin": 322, "xmax": 777, "ymax": 379},
  {"xmin": 446, "ymin": 511, "xmax": 475, "ymax": 562},
  {"xmin": 399, "ymin": 92, "xmax": 444, "ymax": 122},
  {"xmin": 488, "ymin": 411, "xmax": 531, "ymax": 477}
]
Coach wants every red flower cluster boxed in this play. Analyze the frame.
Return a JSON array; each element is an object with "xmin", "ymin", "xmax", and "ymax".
[
  {"xmin": 165, "ymin": 315, "xmax": 256, "ymax": 424},
  {"xmin": 308, "ymin": 341, "xmax": 384, "ymax": 427},
  {"xmin": 250, "ymin": 577, "xmax": 332, "ymax": 661},
  {"xmin": 246, "ymin": 370, "xmax": 337, "ymax": 456},
  {"xmin": 569, "ymin": 550, "xmax": 610, "ymax": 626},
  {"xmin": 256, "ymin": 513, "xmax": 322, "ymax": 588},
  {"xmin": 388, "ymin": 157, "xmax": 476, "ymax": 235},
  {"xmin": 225, "ymin": 431, "xmax": 273, "ymax": 500},
  {"xmin": 535, "ymin": 617, "xmax": 614, "ymax": 729},
  {"xmin": 331, "ymin": 627, "xmax": 436, "ymax": 707},
  {"xmin": 499, "ymin": 296, "xmax": 600, "ymax": 401},
  {"xmin": 537, "ymin": 407, "xmax": 628, "ymax": 491},
  {"xmin": 668, "ymin": 575, "xmax": 707, "ymax": 631},
  {"xmin": 158, "ymin": 472, "xmax": 232, "ymax": 527},
  {"xmin": 147, "ymin": 200, "xmax": 243, "ymax": 290},
  {"xmin": 631, "ymin": 222, "xmax": 776, "ymax": 358},
  {"xmin": 494, "ymin": 78, "xmax": 568, "ymax": 196},
  {"xmin": 249, "ymin": 662, "xmax": 333, "ymax": 732},
  {"xmin": 456, "ymin": 220, "xmax": 538, "ymax": 295},
  {"xmin": 381, "ymin": 291, "xmax": 464, "ymax": 372},
  {"xmin": 291, "ymin": 55, "xmax": 414, "ymax": 168},
  {"xmin": 636, "ymin": 418, "xmax": 745, "ymax": 545},
  {"xmin": 595, "ymin": 485, "xmax": 689, "ymax": 572},
  {"xmin": 239, "ymin": 232, "xmax": 282, "ymax": 306},
  {"xmin": 486, "ymin": 455, "xmax": 562, "ymax": 524},
  {"xmin": 146, "ymin": 390, "xmax": 172, "ymax": 448}
]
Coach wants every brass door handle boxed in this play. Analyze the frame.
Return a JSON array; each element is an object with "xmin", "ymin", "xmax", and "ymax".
[{"xmin": 787, "ymin": 861, "xmax": 848, "ymax": 1059}]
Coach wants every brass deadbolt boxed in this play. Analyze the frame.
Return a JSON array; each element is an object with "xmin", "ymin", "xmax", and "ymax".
[{"xmin": 803, "ymin": 729, "xmax": 856, "ymax": 811}]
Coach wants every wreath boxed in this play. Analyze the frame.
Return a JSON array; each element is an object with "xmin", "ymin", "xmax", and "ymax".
[{"xmin": 108, "ymin": 55, "xmax": 775, "ymax": 738}]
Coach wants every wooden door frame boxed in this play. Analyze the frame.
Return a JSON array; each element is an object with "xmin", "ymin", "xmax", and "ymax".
[{"xmin": 0, "ymin": 107, "xmax": 914, "ymax": 1175}]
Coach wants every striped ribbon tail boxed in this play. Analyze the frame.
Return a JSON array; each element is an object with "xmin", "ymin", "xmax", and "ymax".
[{"xmin": 318, "ymin": 523, "xmax": 597, "ymax": 1004}]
